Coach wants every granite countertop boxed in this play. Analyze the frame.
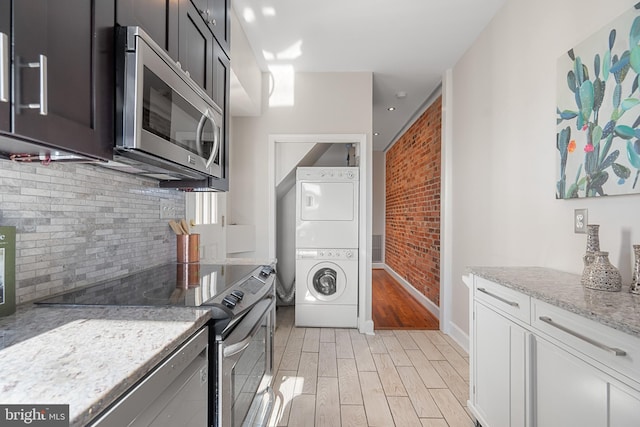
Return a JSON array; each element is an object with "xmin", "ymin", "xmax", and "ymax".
[
  {"xmin": 0, "ymin": 303, "xmax": 211, "ymax": 427},
  {"xmin": 468, "ymin": 266, "xmax": 640, "ymax": 338}
]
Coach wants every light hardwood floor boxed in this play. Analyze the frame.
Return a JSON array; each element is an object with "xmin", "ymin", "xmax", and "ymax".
[{"xmin": 269, "ymin": 306, "xmax": 473, "ymax": 427}]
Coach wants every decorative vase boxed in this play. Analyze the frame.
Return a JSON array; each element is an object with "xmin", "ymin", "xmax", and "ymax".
[
  {"xmin": 581, "ymin": 224, "xmax": 601, "ymax": 286},
  {"xmin": 630, "ymin": 245, "xmax": 640, "ymax": 295},
  {"xmin": 583, "ymin": 251, "xmax": 622, "ymax": 291},
  {"xmin": 585, "ymin": 224, "xmax": 601, "ymax": 252}
]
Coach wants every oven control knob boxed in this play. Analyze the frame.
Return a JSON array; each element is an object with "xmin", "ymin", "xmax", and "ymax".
[
  {"xmin": 222, "ymin": 296, "xmax": 237, "ymax": 308},
  {"xmin": 231, "ymin": 290, "xmax": 244, "ymax": 300},
  {"xmin": 260, "ymin": 266, "xmax": 274, "ymax": 277}
]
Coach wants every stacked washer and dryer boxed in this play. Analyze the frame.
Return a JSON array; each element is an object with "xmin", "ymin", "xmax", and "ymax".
[{"xmin": 295, "ymin": 167, "xmax": 359, "ymax": 328}]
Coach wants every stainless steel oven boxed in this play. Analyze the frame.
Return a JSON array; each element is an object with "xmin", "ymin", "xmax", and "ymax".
[
  {"xmin": 217, "ymin": 296, "xmax": 275, "ymax": 427},
  {"xmin": 114, "ymin": 26, "xmax": 224, "ymax": 182},
  {"xmin": 36, "ymin": 263, "xmax": 277, "ymax": 427}
]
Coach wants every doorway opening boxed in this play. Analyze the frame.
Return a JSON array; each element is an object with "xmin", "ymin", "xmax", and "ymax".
[{"xmin": 267, "ymin": 133, "xmax": 373, "ymax": 334}]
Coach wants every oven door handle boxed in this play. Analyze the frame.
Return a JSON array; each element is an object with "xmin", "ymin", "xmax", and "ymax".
[{"xmin": 223, "ymin": 297, "xmax": 274, "ymax": 358}]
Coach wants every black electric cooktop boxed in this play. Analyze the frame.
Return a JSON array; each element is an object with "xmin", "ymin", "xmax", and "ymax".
[{"xmin": 36, "ymin": 263, "xmax": 263, "ymax": 308}]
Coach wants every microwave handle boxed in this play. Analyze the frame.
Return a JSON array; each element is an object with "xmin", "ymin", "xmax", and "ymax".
[
  {"xmin": 196, "ymin": 109, "xmax": 220, "ymax": 169},
  {"xmin": 206, "ymin": 112, "xmax": 220, "ymax": 170},
  {"xmin": 195, "ymin": 112, "xmax": 207, "ymax": 158}
]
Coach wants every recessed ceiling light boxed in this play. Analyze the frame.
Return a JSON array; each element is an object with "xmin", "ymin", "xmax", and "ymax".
[
  {"xmin": 374, "ymin": 132, "xmax": 379, "ymax": 136},
  {"xmin": 243, "ymin": 8, "xmax": 256, "ymax": 23},
  {"xmin": 387, "ymin": 107, "xmax": 396, "ymax": 111}
]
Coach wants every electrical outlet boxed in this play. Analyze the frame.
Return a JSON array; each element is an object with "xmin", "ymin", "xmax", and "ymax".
[
  {"xmin": 160, "ymin": 199, "xmax": 176, "ymax": 219},
  {"xmin": 574, "ymin": 208, "xmax": 588, "ymax": 234}
]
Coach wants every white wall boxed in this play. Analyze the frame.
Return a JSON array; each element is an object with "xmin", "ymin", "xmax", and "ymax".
[
  {"xmin": 449, "ymin": 0, "xmax": 639, "ymax": 336},
  {"xmin": 230, "ymin": 72, "xmax": 373, "ymax": 258},
  {"xmin": 372, "ymin": 151, "xmax": 385, "ymax": 238},
  {"xmin": 230, "ymin": 8, "xmax": 262, "ymax": 116}
]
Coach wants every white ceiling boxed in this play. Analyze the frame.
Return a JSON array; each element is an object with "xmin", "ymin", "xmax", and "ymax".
[{"xmin": 231, "ymin": 0, "xmax": 506, "ymax": 151}]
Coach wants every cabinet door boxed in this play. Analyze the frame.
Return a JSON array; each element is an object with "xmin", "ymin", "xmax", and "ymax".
[
  {"xmin": 13, "ymin": 0, "xmax": 114, "ymax": 160},
  {"xmin": 534, "ymin": 336, "xmax": 607, "ymax": 427},
  {"xmin": 473, "ymin": 302, "xmax": 527, "ymax": 427},
  {"xmin": 179, "ymin": 0, "xmax": 214, "ymax": 98},
  {"xmin": 188, "ymin": 0, "xmax": 229, "ymax": 55},
  {"xmin": 116, "ymin": 0, "xmax": 179, "ymax": 60},
  {"xmin": 208, "ymin": 0, "xmax": 229, "ymax": 54},
  {"xmin": 0, "ymin": 0, "xmax": 9, "ymax": 131},
  {"xmin": 610, "ymin": 384, "xmax": 640, "ymax": 427}
]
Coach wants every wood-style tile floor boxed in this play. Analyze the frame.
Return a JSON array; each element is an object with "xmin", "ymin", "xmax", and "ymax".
[{"xmin": 269, "ymin": 306, "xmax": 473, "ymax": 427}]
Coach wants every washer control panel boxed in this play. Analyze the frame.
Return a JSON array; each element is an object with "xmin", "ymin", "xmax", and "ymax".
[
  {"xmin": 297, "ymin": 249, "xmax": 358, "ymax": 260},
  {"xmin": 296, "ymin": 167, "xmax": 359, "ymax": 181}
]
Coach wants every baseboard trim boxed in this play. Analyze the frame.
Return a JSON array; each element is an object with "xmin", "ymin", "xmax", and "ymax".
[
  {"xmin": 383, "ymin": 265, "xmax": 440, "ymax": 320},
  {"xmin": 444, "ymin": 320, "xmax": 469, "ymax": 354},
  {"xmin": 359, "ymin": 318, "xmax": 375, "ymax": 335},
  {"xmin": 372, "ymin": 263, "xmax": 385, "ymax": 269}
]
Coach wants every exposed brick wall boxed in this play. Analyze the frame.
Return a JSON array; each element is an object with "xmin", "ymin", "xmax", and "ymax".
[{"xmin": 385, "ymin": 96, "xmax": 441, "ymax": 306}]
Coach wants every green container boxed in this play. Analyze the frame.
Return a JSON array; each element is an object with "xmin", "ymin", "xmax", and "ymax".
[{"xmin": 0, "ymin": 226, "xmax": 16, "ymax": 317}]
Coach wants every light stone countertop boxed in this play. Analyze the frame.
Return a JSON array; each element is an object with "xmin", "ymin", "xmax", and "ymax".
[
  {"xmin": 0, "ymin": 303, "xmax": 211, "ymax": 427},
  {"xmin": 468, "ymin": 266, "xmax": 640, "ymax": 338}
]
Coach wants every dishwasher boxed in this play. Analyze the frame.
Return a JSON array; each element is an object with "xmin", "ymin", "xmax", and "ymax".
[{"xmin": 90, "ymin": 327, "xmax": 209, "ymax": 427}]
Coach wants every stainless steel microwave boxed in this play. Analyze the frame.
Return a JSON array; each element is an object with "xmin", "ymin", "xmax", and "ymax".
[{"xmin": 113, "ymin": 26, "xmax": 224, "ymax": 183}]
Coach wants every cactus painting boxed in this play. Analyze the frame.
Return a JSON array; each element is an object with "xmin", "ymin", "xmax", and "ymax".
[{"xmin": 557, "ymin": 3, "xmax": 640, "ymax": 198}]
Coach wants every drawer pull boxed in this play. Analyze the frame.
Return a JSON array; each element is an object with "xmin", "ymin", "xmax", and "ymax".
[
  {"xmin": 477, "ymin": 287, "xmax": 519, "ymax": 307},
  {"xmin": 539, "ymin": 316, "xmax": 626, "ymax": 356}
]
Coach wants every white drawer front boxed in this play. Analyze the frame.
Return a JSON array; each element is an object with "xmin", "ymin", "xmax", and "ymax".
[
  {"xmin": 532, "ymin": 299, "xmax": 640, "ymax": 385},
  {"xmin": 474, "ymin": 276, "xmax": 531, "ymax": 324}
]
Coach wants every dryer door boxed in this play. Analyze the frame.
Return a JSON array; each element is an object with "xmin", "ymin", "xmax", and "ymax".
[
  {"xmin": 307, "ymin": 262, "xmax": 346, "ymax": 302},
  {"xmin": 299, "ymin": 182, "xmax": 356, "ymax": 221}
]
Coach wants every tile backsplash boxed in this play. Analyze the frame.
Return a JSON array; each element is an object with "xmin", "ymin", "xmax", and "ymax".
[{"xmin": 0, "ymin": 159, "xmax": 185, "ymax": 303}]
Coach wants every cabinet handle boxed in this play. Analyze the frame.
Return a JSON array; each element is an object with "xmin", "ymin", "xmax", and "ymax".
[
  {"xmin": 0, "ymin": 32, "xmax": 8, "ymax": 103},
  {"xmin": 477, "ymin": 287, "xmax": 519, "ymax": 307},
  {"xmin": 538, "ymin": 316, "xmax": 626, "ymax": 356},
  {"xmin": 20, "ymin": 54, "xmax": 48, "ymax": 115},
  {"xmin": 38, "ymin": 54, "xmax": 48, "ymax": 115}
]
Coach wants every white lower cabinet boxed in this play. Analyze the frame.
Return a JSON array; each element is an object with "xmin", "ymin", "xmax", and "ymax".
[
  {"xmin": 534, "ymin": 335, "xmax": 607, "ymax": 427},
  {"xmin": 469, "ymin": 274, "xmax": 640, "ymax": 427},
  {"xmin": 610, "ymin": 383, "xmax": 640, "ymax": 426},
  {"xmin": 473, "ymin": 301, "xmax": 526, "ymax": 427}
]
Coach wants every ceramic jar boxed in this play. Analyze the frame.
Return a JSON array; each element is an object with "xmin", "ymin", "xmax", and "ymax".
[
  {"xmin": 581, "ymin": 224, "xmax": 601, "ymax": 286},
  {"xmin": 630, "ymin": 245, "xmax": 640, "ymax": 295},
  {"xmin": 583, "ymin": 251, "xmax": 622, "ymax": 291}
]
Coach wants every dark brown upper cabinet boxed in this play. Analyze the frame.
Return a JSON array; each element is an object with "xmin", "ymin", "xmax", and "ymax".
[
  {"xmin": 189, "ymin": 0, "xmax": 230, "ymax": 56},
  {"xmin": 116, "ymin": 0, "xmax": 179, "ymax": 61},
  {"xmin": 5, "ymin": 0, "xmax": 115, "ymax": 160},
  {"xmin": 179, "ymin": 0, "xmax": 214, "ymax": 99}
]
